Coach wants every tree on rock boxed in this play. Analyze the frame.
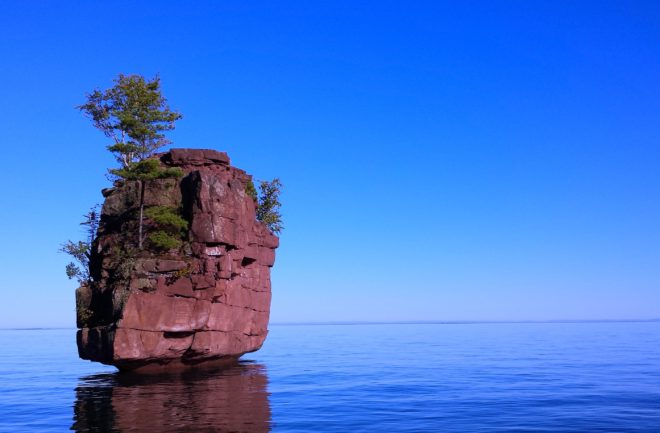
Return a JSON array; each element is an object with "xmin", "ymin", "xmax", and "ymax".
[
  {"xmin": 256, "ymin": 178, "xmax": 283, "ymax": 234},
  {"xmin": 78, "ymin": 74, "xmax": 182, "ymax": 169},
  {"xmin": 79, "ymin": 74, "xmax": 183, "ymax": 249},
  {"xmin": 60, "ymin": 206, "xmax": 99, "ymax": 284}
]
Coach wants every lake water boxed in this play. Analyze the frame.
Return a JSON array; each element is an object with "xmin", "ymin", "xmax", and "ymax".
[{"xmin": 1, "ymin": 322, "xmax": 659, "ymax": 432}]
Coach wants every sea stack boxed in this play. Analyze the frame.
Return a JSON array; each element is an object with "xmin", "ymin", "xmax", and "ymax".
[{"xmin": 76, "ymin": 149, "xmax": 278, "ymax": 372}]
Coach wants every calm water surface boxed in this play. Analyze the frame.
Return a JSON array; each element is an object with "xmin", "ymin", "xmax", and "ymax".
[{"xmin": 1, "ymin": 322, "xmax": 659, "ymax": 432}]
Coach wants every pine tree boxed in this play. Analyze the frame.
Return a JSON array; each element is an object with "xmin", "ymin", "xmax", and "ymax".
[
  {"xmin": 78, "ymin": 74, "xmax": 183, "ymax": 249},
  {"xmin": 78, "ymin": 74, "xmax": 182, "ymax": 169}
]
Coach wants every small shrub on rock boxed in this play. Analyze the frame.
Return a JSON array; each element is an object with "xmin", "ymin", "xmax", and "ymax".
[
  {"xmin": 60, "ymin": 206, "xmax": 99, "ymax": 284},
  {"xmin": 111, "ymin": 158, "xmax": 183, "ymax": 181},
  {"xmin": 145, "ymin": 206, "xmax": 188, "ymax": 231},
  {"xmin": 245, "ymin": 179, "xmax": 257, "ymax": 200},
  {"xmin": 148, "ymin": 231, "xmax": 182, "ymax": 250},
  {"xmin": 256, "ymin": 178, "xmax": 283, "ymax": 234}
]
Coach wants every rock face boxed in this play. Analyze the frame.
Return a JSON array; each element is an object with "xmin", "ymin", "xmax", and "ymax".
[{"xmin": 76, "ymin": 149, "xmax": 278, "ymax": 372}]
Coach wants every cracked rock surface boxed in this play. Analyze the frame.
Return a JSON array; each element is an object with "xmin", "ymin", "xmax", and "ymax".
[{"xmin": 76, "ymin": 149, "xmax": 278, "ymax": 372}]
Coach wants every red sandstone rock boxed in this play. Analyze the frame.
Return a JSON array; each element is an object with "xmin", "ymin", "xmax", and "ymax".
[{"xmin": 76, "ymin": 149, "xmax": 278, "ymax": 372}]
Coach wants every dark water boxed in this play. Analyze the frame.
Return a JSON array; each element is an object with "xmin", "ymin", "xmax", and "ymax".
[{"xmin": 1, "ymin": 322, "xmax": 660, "ymax": 432}]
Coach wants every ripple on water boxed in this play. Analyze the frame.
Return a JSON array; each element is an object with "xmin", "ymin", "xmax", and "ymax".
[{"xmin": 0, "ymin": 322, "xmax": 659, "ymax": 432}]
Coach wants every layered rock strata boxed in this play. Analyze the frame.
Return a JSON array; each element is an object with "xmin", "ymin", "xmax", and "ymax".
[{"xmin": 76, "ymin": 149, "xmax": 278, "ymax": 372}]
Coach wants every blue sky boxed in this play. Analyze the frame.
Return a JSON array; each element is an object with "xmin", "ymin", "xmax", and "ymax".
[{"xmin": 0, "ymin": 1, "xmax": 659, "ymax": 327}]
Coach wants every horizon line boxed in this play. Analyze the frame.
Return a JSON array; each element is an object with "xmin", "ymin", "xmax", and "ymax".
[
  {"xmin": 2, "ymin": 318, "xmax": 660, "ymax": 330},
  {"xmin": 270, "ymin": 318, "xmax": 660, "ymax": 326}
]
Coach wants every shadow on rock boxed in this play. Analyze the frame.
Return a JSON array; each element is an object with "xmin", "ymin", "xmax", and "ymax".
[{"xmin": 71, "ymin": 362, "xmax": 271, "ymax": 432}]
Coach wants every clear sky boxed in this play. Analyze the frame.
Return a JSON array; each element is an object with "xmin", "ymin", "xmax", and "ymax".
[{"xmin": 0, "ymin": 1, "xmax": 659, "ymax": 328}]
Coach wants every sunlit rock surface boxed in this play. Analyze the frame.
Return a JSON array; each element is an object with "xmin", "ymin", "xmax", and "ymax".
[{"xmin": 76, "ymin": 149, "xmax": 278, "ymax": 372}]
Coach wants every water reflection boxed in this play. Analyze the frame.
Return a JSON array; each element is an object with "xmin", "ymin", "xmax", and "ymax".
[{"xmin": 72, "ymin": 362, "xmax": 271, "ymax": 432}]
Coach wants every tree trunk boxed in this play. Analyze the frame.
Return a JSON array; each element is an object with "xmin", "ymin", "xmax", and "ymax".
[{"xmin": 138, "ymin": 180, "xmax": 145, "ymax": 249}]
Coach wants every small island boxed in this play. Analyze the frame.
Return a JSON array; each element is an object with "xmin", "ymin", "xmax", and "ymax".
[{"xmin": 64, "ymin": 75, "xmax": 281, "ymax": 372}]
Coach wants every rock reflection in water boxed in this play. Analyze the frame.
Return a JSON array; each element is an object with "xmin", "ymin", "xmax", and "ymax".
[{"xmin": 72, "ymin": 362, "xmax": 270, "ymax": 432}]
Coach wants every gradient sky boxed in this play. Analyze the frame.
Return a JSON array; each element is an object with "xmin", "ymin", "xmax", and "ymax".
[{"xmin": 0, "ymin": 1, "xmax": 659, "ymax": 327}]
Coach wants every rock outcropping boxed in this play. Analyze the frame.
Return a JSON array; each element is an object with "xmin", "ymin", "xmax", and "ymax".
[{"xmin": 76, "ymin": 149, "xmax": 278, "ymax": 372}]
